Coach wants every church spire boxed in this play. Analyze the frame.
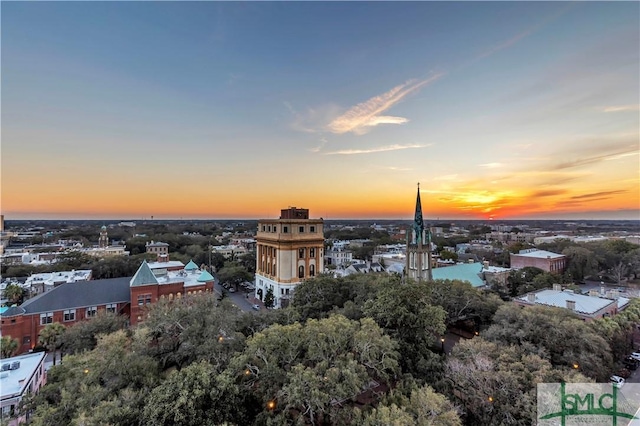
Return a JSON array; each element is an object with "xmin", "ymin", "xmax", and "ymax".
[{"xmin": 413, "ymin": 183, "xmax": 424, "ymax": 244}]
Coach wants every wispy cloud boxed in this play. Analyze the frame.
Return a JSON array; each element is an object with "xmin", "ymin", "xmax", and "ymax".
[
  {"xmin": 309, "ymin": 138, "xmax": 327, "ymax": 153},
  {"xmin": 379, "ymin": 166, "xmax": 413, "ymax": 172},
  {"xmin": 549, "ymin": 145, "xmax": 639, "ymax": 171},
  {"xmin": 570, "ymin": 190, "xmax": 627, "ymax": 200},
  {"xmin": 475, "ymin": 3, "xmax": 576, "ymax": 61},
  {"xmin": 434, "ymin": 174, "xmax": 459, "ymax": 181},
  {"xmin": 324, "ymin": 143, "xmax": 430, "ymax": 155},
  {"xmin": 602, "ymin": 105, "xmax": 640, "ymax": 113},
  {"xmin": 327, "ymin": 74, "xmax": 444, "ymax": 135},
  {"xmin": 530, "ymin": 189, "xmax": 568, "ymax": 198},
  {"xmin": 478, "ymin": 163, "xmax": 504, "ymax": 169}
]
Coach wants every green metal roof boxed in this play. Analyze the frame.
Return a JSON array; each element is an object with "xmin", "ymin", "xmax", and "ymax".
[
  {"xmin": 431, "ymin": 263, "xmax": 486, "ymax": 287},
  {"xmin": 197, "ymin": 270, "xmax": 215, "ymax": 282},
  {"xmin": 184, "ymin": 260, "xmax": 198, "ymax": 271},
  {"xmin": 130, "ymin": 260, "xmax": 159, "ymax": 287}
]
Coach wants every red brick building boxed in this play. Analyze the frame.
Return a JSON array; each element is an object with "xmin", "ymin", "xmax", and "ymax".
[
  {"xmin": 1, "ymin": 260, "xmax": 214, "ymax": 354},
  {"xmin": 509, "ymin": 249, "xmax": 567, "ymax": 274},
  {"xmin": 129, "ymin": 260, "xmax": 214, "ymax": 326},
  {"xmin": 0, "ymin": 277, "xmax": 131, "ymax": 354}
]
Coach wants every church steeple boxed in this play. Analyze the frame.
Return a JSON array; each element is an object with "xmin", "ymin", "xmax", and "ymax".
[
  {"xmin": 413, "ymin": 183, "xmax": 424, "ymax": 244},
  {"xmin": 406, "ymin": 183, "xmax": 432, "ymax": 282}
]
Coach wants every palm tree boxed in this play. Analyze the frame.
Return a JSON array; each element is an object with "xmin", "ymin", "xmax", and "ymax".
[
  {"xmin": 3, "ymin": 284, "xmax": 24, "ymax": 305},
  {"xmin": 39, "ymin": 322, "xmax": 66, "ymax": 365},
  {"xmin": 0, "ymin": 336, "xmax": 19, "ymax": 359}
]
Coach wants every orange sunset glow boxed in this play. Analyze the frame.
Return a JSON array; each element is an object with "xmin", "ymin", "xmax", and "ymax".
[{"xmin": 2, "ymin": 2, "xmax": 638, "ymax": 220}]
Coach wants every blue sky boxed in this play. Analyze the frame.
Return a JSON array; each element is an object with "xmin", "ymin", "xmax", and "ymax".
[{"xmin": 2, "ymin": 2, "xmax": 639, "ymax": 220}]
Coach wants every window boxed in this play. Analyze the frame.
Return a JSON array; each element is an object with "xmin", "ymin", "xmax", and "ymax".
[
  {"xmin": 106, "ymin": 303, "xmax": 117, "ymax": 313},
  {"xmin": 86, "ymin": 306, "xmax": 97, "ymax": 318},
  {"xmin": 169, "ymin": 293, "xmax": 174, "ymax": 300},
  {"xmin": 262, "ymin": 225, "xmax": 266, "ymax": 232},
  {"xmin": 63, "ymin": 309, "xmax": 76, "ymax": 322},
  {"xmin": 145, "ymin": 295, "xmax": 151, "ymax": 305},
  {"xmin": 268, "ymin": 225, "xmax": 271, "ymax": 232},
  {"xmin": 298, "ymin": 265, "xmax": 304, "ymax": 279},
  {"xmin": 299, "ymin": 248, "xmax": 305, "ymax": 259},
  {"xmin": 299, "ymin": 226, "xmax": 304, "ymax": 233},
  {"xmin": 310, "ymin": 226, "xmax": 315, "ymax": 233},
  {"xmin": 138, "ymin": 294, "xmax": 152, "ymax": 306},
  {"xmin": 23, "ymin": 336, "xmax": 31, "ymax": 345},
  {"xmin": 310, "ymin": 248, "xmax": 315, "ymax": 257},
  {"xmin": 40, "ymin": 313, "xmax": 53, "ymax": 325},
  {"xmin": 138, "ymin": 295, "xmax": 145, "ymax": 306},
  {"xmin": 283, "ymin": 226, "xmax": 288, "ymax": 233},
  {"xmin": 310, "ymin": 265, "xmax": 315, "ymax": 277}
]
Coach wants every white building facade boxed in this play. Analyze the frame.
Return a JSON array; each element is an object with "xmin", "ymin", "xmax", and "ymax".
[{"xmin": 255, "ymin": 208, "xmax": 324, "ymax": 308}]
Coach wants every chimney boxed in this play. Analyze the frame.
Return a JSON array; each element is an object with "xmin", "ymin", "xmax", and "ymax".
[
  {"xmin": 588, "ymin": 289, "xmax": 599, "ymax": 297},
  {"xmin": 611, "ymin": 289, "xmax": 619, "ymax": 299},
  {"xmin": 566, "ymin": 300, "xmax": 576, "ymax": 310},
  {"xmin": 600, "ymin": 285, "xmax": 605, "ymax": 295},
  {"xmin": 553, "ymin": 284, "xmax": 562, "ymax": 292},
  {"xmin": 527, "ymin": 293, "xmax": 536, "ymax": 303}
]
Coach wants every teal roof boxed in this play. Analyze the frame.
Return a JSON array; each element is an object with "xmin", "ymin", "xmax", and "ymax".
[
  {"xmin": 130, "ymin": 260, "xmax": 159, "ymax": 287},
  {"xmin": 431, "ymin": 263, "xmax": 486, "ymax": 288},
  {"xmin": 197, "ymin": 270, "xmax": 215, "ymax": 282},
  {"xmin": 185, "ymin": 260, "xmax": 198, "ymax": 271}
]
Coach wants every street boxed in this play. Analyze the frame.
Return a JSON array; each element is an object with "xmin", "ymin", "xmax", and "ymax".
[{"xmin": 213, "ymin": 280, "xmax": 261, "ymax": 313}]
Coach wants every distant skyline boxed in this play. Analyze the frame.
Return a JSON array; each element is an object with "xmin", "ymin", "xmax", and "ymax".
[{"xmin": 2, "ymin": 2, "xmax": 639, "ymax": 221}]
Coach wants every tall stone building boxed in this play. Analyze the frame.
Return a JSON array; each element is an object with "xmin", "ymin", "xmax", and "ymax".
[
  {"xmin": 405, "ymin": 185, "xmax": 432, "ymax": 282},
  {"xmin": 254, "ymin": 207, "xmax": 324, "ymax": 308},
  {"xmin": 98, "ymin": 225, "xmax": 109, "ymax": 248}
]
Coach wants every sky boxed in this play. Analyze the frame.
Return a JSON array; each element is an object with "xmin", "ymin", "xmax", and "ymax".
[{"xmin": 2, "ymin": 2, "xmax": 639, "ymax": 221}]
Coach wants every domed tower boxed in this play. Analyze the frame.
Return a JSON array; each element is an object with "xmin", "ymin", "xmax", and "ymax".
[{"xmin": 98, "ymin": 225, "xmax": 109, "ymax": 248}]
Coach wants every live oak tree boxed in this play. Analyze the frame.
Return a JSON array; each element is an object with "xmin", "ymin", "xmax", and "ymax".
[
  {"xmin": 445, "ymin": 338, "xmax": 590, "ymax": 425},
  {"xmin": 355, "ymin": 381, "xmax": 462, "ymax": 426},
  {"xmin": 61, "ymin": 311, "xmax": 127, "ymax": 355},
  {"xmin": 363, "ymin": 282, "xmax": 447, "ymax": 381},
  {"xmin": 27, "ymin": 330, "xmax": 161, "ymax": 426},
  {"xmin": 229, "ymin": 314, "xmax": 400, "ymax": 425},
  {"xmin": 483, "ymin": 304, "xmax": 612, "ymax": 381}
]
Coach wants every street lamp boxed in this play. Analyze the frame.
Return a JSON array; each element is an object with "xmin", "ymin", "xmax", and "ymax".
[
  {"xmin": 441, "ymin": 337, "xmax": 445, "ymax": 353},
  {"xmin": 573, "ymin": 363, "xmax": 579, "ymax": 370},
  {"xmin": 266, "ymin": 400, "xmax": 276, "ymax": 411}
]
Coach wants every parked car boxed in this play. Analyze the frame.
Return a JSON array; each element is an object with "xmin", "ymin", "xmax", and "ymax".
[
  {"xmin": 228, "ymin": 288, "xmax": 236, "ymax": 293},
  {"xmin": 610, "ymin": 375, "xmax": 625, "ymax": 388},
  {"xmin": 624, "ymin": 357, "xmax": 639, "ymax": 370},
  {"xmin": 629, "ymin": 353, "xmax": 640, "ymax": 362},
  {"xmin": 252, "ymin": 304, "xmax": 261, "ymax": 311}
]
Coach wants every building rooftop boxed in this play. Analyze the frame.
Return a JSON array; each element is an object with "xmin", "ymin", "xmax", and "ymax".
[
  {"xmin": 0, "ymin": 352, "xmax": 46, "ymax": 401},
  {"xmin": 432, "ymin": 262, "xmax": 486, "ymax": 288},
  {"xmin": 517, "ymin": 289, "xmax": 625, "ymax": 315},
  {"xmin": 514, "ymin": 249, "xmax": 564, "ymax": 259},
  {"xmin": 147, "ymin": 260, "xmax": 185, "ymax": 270},
  {"xmin": 24, "ymin": 270, "xmax": 92, "ymax": 287},
  {"xmin": 130, "ymin": 261, "xmax": 159, "ymax": 287},
  {"xmin": 2, "ymin": 277, "xmax": 131, "ymax": 316}
]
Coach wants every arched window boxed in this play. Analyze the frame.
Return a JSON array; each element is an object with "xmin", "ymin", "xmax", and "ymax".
[
  {"xmin": 298, "ymin": 265, "xmax": 304, "ymax": 279},
  {"xmin": 176, "ymin": 292, "xmax": 182, "ymax": 299},
  {"xmin": 168, "ymin": 293, "xmax": 174, "ymax": 301},
  {"xmin": 310, "ymin": 264, "xmax": 315, "ymax": 277},
  {"xmin": 160, "ymin": 294, "xmax": 165, "ymax": 300}
]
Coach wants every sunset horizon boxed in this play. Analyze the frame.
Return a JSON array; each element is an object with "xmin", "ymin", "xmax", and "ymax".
[{"xmin": 3, "ymin": 2, "xmax": 638, "ymax": 222}]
